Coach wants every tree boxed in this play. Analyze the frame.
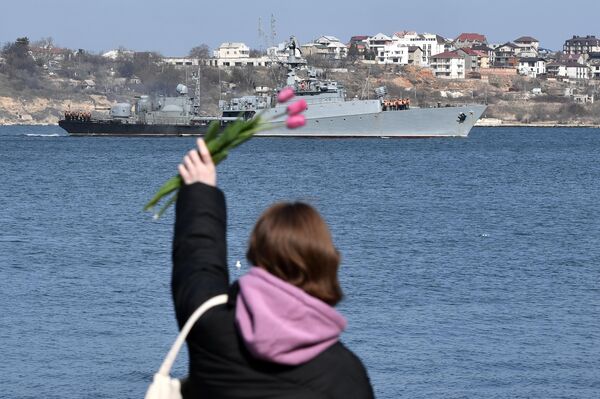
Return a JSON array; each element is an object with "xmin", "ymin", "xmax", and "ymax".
[
  {"xmin": 189, "ymin": 44, "xmax": 210, "ymax": 59},
  {"xmin": 249, "ymin": 48, "xmax": 264, "ymax": 58},
  {"xmin": 347, "ymin": 43, "xmax": 359, "ymax": 62},
  {"xmin": 363, "ymin": 49, "xmax": 377, "ymax": 61},
  {"xmin": 1, "ymin": 37, "xmax": 37, "ymax": 75},
  {"xmin": 32, "ymin": 36, "xmax": 55, "ymax": 49},
  {"xmin": 230, "ymin": 65, "xmax": 256, "ymax": 92},
  {"xmin": 145, "ymin": 66, "xmax": 185, "ymax": 95}
]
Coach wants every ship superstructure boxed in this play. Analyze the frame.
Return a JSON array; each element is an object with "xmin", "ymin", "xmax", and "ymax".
[
  {"xmin": 59, "ymin": 84, "xmax": 211, "ymax": 136},
  {"xmin": 219, "ymin": 37, "xmax": 486, "ymax": 138}
]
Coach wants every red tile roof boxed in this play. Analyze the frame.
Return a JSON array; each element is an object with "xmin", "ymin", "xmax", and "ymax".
[
  {"xmin": 459, "ymin": 47, "xmax": 479, "ymax": 55},
  {"xmin": 455, "ymin": 33, "xmax": 487, "ymax": 43},
  {"xmin": 350, "ymin": 35, "xmax": 369, "ymax": 41}
]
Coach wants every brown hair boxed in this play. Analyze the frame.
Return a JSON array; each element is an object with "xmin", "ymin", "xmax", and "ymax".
[{"xmin": 246, "ymin": 202, "xmax": 343, "ymax": 305}]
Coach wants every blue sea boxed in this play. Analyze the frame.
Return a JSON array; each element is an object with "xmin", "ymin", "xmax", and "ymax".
[{"xmin": 1, "ymin": 125, "xmax": 599, "ymax": 398}]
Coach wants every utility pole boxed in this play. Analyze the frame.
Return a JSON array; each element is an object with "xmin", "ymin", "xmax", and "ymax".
[
  {"xmin": 270, "ymin": 14, "xmax": 277, "ymax": 48},
  {"xmin": 258, "ymin": 17, "xmax": 265, "ymax": 52}
]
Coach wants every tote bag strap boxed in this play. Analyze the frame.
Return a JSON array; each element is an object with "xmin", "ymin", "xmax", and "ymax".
[{"xmin": 157, "ymin": 294, "xmax": 228, "ymax": 376}]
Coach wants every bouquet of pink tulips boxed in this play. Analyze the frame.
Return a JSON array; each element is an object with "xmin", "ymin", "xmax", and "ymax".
[{"xmin": 144, "ymin": 87, "xmax": 307, "ymax": 218}]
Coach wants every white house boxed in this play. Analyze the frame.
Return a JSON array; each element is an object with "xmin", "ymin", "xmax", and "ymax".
[
  {"xmin": 565, "ymin": 63, "xmax": 590, "ymax": 79},
  {"xmin": 214, "ymin": 43, "xmax": 250, "ymax": 59},
  {"xmin": 547, "ymin": 62, "xmax": 590, "ymax": 79},
  {"xmin": 430, "ymin": 51, "xmax": 466, "ymax": 79},
  {"xmin": 587, "ymin": 56, "xmax": 600, "ymax": 79},
  {"xmin": 514, "ymin": 36, "xmax": 540, "ymax": 57},
  {"xmin": 367, "ymin": 33, "xmax": 393, "ymax": 60},
  {"xmin": 392, "ymin": 32, "xmax": 447, "ymax": 66},
  {"xmin": 378, "ymin": 42, "xmax": 409, "ymax": 65},
  {"xmin": 518, "ymin": 57, "xmax": 546, "ymax": 77}
]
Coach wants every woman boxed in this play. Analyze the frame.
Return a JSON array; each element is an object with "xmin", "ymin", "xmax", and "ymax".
[{"xmin": 172, "ymin": 139, "xmax": 374, "ymax": 398}]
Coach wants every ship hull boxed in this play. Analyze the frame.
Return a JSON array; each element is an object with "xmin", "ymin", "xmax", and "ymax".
[
  {"xmin": 58, "ymin": 120, "xmax": 209, "ymax": 136},
  {"xmin": 59, "ymin": 104, "xmax": 486, "ymax": 138},
  {"xmin": 258, "ymin": 104, "xmax": 487, "ymax": 138}
]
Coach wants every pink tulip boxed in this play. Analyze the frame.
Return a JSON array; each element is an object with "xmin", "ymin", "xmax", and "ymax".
[
  {"xmin": 286, "ymin": 114, "xmax": 306, "ymax": 129},
  {"xmin": 277, "ymin": 87, "xmax": 295, "ymax": 103},
  {"xmin": 287, "ymin": 99, "xmax": 307, "ymax": 116}
]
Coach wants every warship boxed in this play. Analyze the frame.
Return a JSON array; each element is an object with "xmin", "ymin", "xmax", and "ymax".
[
  {"xmin": 58, "ymin": 83, "xmax": 213, "ymax": 136},
  {"xmin": 59, "ymin": 37, "xmax": 486, "ymax": 138}
]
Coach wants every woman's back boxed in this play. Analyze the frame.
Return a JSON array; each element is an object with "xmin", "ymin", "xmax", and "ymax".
[
  {"xmin": 172, "ymin": 140, "xmax": 374, "ymax": 398},
  {"xmin": 181, "ymin": 291, "xmax": 373, "ymax": 398}
]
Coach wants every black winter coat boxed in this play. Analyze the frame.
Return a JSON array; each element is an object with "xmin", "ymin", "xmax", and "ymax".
[{"xmin": 172, "ymin": 183, "xmax": 375, "ymax": 398}]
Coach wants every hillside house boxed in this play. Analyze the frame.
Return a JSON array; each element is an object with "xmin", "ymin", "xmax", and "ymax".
[
  {"xmin": 454, "ymin": 33, "xmax": 487, "ymax": 49},
  {"xmin": 518, "ymin": 57, "xmax": 546, "ymax": 78},
  {"xmin": 514, "ymin": 36, "xmax": 540, "ymax": 57},
  {"xmin": 367, "ymin": 33, "xmax": 393, "ymax": 60},
  {"xmin": 430, "ymin": 51, "xmax": 466, "ymax": 79},
  {"xmin": 408, "ymin": 46, "xmax": 424, "ymax": 66},
  {"xmin": 456, "ymin": 48, "xmax": 482, "ymax": 73},
  {"xmin": 494, "ymin": 42, "xmax": 519, "ymax": 68},
  {"xmin": 392, "ymin": 32, "xmax": 447, "ymax": 66},
  {"xmin": 547, "ymin": 62, "xmax": 590, "ymax": 79},
  {"xmin": 472, "ymin": 44, "xmax": 496, "ymax": 64},
  {"xmin": 162, "ymin": 57, "xmax": 201, "ymax": 67},
  {"xmin": 348, "ymin": 35, "xmax": 370, "ymax": 56},
  {"xmin": 378, "ymin": 42, "xmax": 409, "ymax": 64},
  {"xmin": 563, "ymin": 35, "xmax": 600, "ymax": 55},
  {"xmin": 586, "ymin": 53, "xmax": 600, "ymax": 78},
  {"xmin": 214, "ymin": 43, "xmax": 250, "ymax": 59}
]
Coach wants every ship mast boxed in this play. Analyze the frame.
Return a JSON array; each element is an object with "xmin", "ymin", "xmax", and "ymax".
[{"xmin": 193, "ymin": 66, "xmax": 201, "ymax": 115}]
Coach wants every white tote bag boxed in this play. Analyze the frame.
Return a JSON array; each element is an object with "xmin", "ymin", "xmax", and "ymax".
[{"xmin": 145, "ymin": 294, "xmax": 228, "ymax": 399}]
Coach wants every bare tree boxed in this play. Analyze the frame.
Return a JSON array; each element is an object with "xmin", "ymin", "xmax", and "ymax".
[
  {"xmin": 189, "ymin": 44, "xmax": 210, "ymax": 59},
  {"xmin": 249, "ymin": 48, "xmax": 264, "ymax": 58}
]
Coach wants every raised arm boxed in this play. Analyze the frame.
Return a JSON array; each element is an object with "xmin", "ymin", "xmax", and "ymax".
[{"xmin": 172, "ymin": 139, "xmax": 229, "ymax": 326}]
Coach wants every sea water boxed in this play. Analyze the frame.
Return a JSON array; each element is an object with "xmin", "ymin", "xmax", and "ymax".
[{"xmin": 1, "ymin": 126, "xmax": 599, "ymax": 398}]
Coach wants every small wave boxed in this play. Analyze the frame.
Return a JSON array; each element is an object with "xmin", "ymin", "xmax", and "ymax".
[{"xmin": 24, "ymin": 133, "xmax": 62, "ymax": 137}]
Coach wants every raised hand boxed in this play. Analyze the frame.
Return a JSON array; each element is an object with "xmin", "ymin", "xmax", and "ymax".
[{"xmin": 178, "ymin": 138, "xmax": 216, "ymax": 187}]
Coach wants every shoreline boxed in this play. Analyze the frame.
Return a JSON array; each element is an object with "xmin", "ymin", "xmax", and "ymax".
[
  {"xmin": 2, "ymin": 121, "xmax": 600, "ymax": 129},
  {"xmin": 475, "ymin": 122, "xmax": 600, "ymax": 129},
  {"xmin": 474, "ymin": 117, "xmax": 600, "ymax": 128}
]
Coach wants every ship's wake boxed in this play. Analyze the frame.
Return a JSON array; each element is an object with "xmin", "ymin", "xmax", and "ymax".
[{"xmin": 24, "ymin": 133, "xmax": 63, "ymax": 137}]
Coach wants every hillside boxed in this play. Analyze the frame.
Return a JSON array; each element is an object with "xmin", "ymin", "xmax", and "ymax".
[{"xmin": 1, "ymin": 56, "xmax": 599, "ymax": 126}]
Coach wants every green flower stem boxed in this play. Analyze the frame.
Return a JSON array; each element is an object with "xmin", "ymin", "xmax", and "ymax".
[{"xmin": 145, "ymin": 115, "xmax": 277, "ymax": 218}]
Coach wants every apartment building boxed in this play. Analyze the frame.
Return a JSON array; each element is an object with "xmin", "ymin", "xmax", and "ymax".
[
  {"xmin": 563, "ymin": 35, "xmax": 600, "ymax": 55},
  {"xmin": 430, "ymin": 51, "xmax": 465, "ymax": 79},
  {"xmin": 392, "ymin": 32, "xmax": 447, "ymax": 66}
]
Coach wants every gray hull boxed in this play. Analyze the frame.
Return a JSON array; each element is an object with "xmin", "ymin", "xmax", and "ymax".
[{"xmin": 258, "ymin": 100, "xmax": 486, "ymax": 137}]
